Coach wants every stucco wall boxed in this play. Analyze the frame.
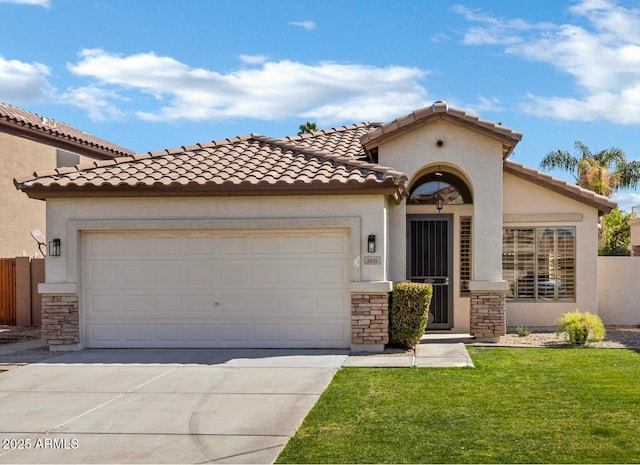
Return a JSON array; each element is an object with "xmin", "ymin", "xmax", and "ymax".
[
  {"xmin": 598, "ymin": 256, "xmax": 640, "ymax": 326},
  {"xmin": 44, "ymin": 194, "xmax": 389, "ymax": 287},
  {"xmin": 0, "ymin": 133, "xmax": 53, "ymax": 257},
  {"xmin": 503, "ymin": 172, "xmax": 600, "ymax": 328},
  {"xmin": 1, "ymin": 133, "xmax": 99, "ymax": 258},
  {"xmin": 379, "ymin": 120, "xmax": 505, "ymax": 284}
]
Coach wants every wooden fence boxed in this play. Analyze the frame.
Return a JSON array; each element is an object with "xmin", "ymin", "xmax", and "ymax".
[
  {"xmin": 0, "ymin": 257, "xmax": 44, "ymax": 326},
  {"xmin": 0, "ymin": 258, "xmax": 16, "ymax": 325}
]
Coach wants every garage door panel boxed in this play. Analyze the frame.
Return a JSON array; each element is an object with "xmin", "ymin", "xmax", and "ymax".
[
  {"xmin": 117, "ymin": 263, "xmax": 183, "ymax": 290},
  {"xmin": 85, "ymin": 234, "xmax": 120, "ymax": 256},
  {"xmin": 250, "ymin": 236, "xmax": 282, "ymax": 254},
  {"xmin": 317, "ymin": 235, "xmax": 348, "ymax": 254},
  {"xmin": 84, "ymin": 229, "xmax": 351, "ymax": 348},
  {"xmin": 217, "ymin": 236, "xmax": 248, "ymax": 254},
  {"xmin": 123, "ymin": 324, "xmax": 151, "ymax": 343},
  {"xmin": 157, "ymin": 294, "xmax": 183, "ymax": 313},
  {"xmin": 186, "ymin": 324, "xmax": 219, "ymax": 342},
  {"xmin": 122, "ymin": 294, "xmax": 152, "ymax": 313},
  {"xmin": 186, "ymin": 263, "xmax": 216, "ymax": 286},
  {"xmin": 317, "ymin": 263, "xmax": 349, "ymax": 283},
  {"xmin": 215, "ymin": 294, "xmax": 249, "ymax": 316},
  {"xmin": 213, "ymin": 262, "xmax": 248, "ymax": 286},
  {"xmin": 156, "ymin": 324, "xmax": 183, "ymax": 342},
  {"xmin": 85, "ymin": 264, "xmax": 119, "ymax": 289},
  {"xmin": 220, "ymin": 324, "xmax": 248, "ymax": 343},
  {"xmin": 283, "ymin": 263, "xmax": 313, "ymax": 284},
  {"xmin": 87, "ymin": 293, "xmax": 119, "ymax": 315},
  {"xmin": 283, "ymin": 236, "xmax": 314, "ymax": 254},
  {"xmin": 90, "ymin": 324, "xmax": 119, "ymax": 343},
  {"xmin": 250, "ymin": 263, "xmax": 282, "ymax": 285},
  {"xmin": 149, "ymin": 236, "xmax": 184, "ymax": 255},
  {"xmin": 184, "ymin": 236, "xmax": 215, "ymax": 254},
  {"xmin": 121, "ymin": 237, "xmax": 151, "ymax": 255},
  {"xmin": 186, "ymin": 294, "xmax": 217, "ymax": 313}
]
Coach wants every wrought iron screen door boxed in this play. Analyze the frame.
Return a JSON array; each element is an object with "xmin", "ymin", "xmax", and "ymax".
[{"xmin": 407, "ymin": 215, "xmax": 453, "ymax": 330}]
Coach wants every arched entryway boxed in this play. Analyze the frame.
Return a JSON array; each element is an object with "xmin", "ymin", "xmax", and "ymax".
[{"xmin": 406, "ymin": 167, "xmax": 473, "ymax": 330}]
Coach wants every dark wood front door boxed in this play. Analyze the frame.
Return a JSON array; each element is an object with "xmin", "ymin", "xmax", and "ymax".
[{"xmin": 407, "ymin": 215, "xmax": 453, "ymax": 330}]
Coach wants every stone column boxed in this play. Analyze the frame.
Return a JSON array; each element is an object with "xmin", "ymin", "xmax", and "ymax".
[
  {"xmin": 469, "ymin": 281, "xmax": 508, "ymax": 341},
  {"xmin": 350, "ymin": 281, "xmax": 392, "ymax": 353},
  {"xmin": 38, "ymin": 283, "xmax": 81, "ymax": 350}
]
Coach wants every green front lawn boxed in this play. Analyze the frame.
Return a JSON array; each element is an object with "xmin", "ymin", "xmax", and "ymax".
[{"xmin": 277, "ymin": 347, "xmax": 640, "ymax": 464}]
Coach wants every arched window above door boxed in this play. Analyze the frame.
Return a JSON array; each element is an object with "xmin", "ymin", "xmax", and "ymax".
[{"xmin": 408, "ymin": 171, "xmax": 472, "ymax": 205}]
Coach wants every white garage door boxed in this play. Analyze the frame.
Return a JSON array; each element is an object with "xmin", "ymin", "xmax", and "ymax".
[{"xmin": 83, "ymin": 229, "xmax": 351, "ymax": 348}]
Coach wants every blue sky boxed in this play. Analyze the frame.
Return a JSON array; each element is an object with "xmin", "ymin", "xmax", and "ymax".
[{"xmin": 2, "ymin": 0, "xmax": 640, "ymax": 211}]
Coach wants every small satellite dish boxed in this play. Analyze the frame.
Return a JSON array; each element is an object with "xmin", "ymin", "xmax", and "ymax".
[{"xmin": 30, "ymin": 228, "xmax": 46, "ymax": 256}]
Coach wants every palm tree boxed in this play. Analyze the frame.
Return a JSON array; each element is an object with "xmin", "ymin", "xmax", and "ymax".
[
  {"xmin": 540, "ymin": 141, "xmax": 640, "ymax": 197},
  {"xmin": 298, "ymin": 121, "xmax": 318, "ymax": 135}
]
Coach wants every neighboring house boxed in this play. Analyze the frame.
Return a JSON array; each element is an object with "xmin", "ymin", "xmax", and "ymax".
[
  {"xmin": 15, "ymin": 102, "xmax": 615, "ymax": 351},
  {"xmin": 631, "ymin": 206, "xmax": 640, "ymax": 256},
  {"xmin": 0, "ymin": 102, "xmax": 134, "ymax": 258}
]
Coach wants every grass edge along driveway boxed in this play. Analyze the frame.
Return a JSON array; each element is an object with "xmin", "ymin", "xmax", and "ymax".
[{"xmin": 277, "ymin": 347, "xmax": 640, "ymax": 464}]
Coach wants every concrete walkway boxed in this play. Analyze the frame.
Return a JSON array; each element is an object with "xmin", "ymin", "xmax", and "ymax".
[
  {"xmin": 344, "ymin": 339, "xmax": 474, "ymax": 368},
  {"xmin": 0, "ymin": 336, "xmax": 475, "ymax": 369}
]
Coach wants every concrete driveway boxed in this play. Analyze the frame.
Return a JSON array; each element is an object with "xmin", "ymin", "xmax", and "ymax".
[{"xmin": 0, "ymin": 348, "xmax": 348, "ymax": 464}]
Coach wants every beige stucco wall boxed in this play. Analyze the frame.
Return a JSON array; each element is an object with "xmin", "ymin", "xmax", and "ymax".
[
  {"xmin": 0, "ymin": 133, "xmax": 53, "ymax": 258},
  {"xmin": 43, "ymin": 194, "xmax": 389, "ymax": 288},
  {"xmin": 597, "ymin": 256, "xmax": 640, "ymax": 325},
  {"xmin": 503, "ymin": 172, "xmax": 600, "ymax": 328},
  {"xmin": 1, "ymin": 132, "xmax": 98, "ymax": 258},
  {"xmin": 379, "ymin": 120, "xmax": 506, "ymax": 285}
]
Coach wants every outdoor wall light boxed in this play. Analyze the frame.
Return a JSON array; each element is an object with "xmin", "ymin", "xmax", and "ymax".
[
  {"xmin": 435, "ymin": 192, "xmax": 445, "ymax": 212},
  {"xmin": 367, "ymin": 234, "xmax": 376, "ymax": 253},
  {"xmin": 48, "ymin": 238, "xmax": 61, "ymax": 257}
]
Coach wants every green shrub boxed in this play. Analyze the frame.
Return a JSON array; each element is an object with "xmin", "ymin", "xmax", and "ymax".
[
  {"xmin": 555, "ymin": 309, "xmax": 606, "ymax": 345},
  {"xmin": 516, "ymin": 325, "xmax": 531, "ymax": 337},
  {"xmin": 389, "ymin": 282, "xmax": 433, "ymax": 348}
]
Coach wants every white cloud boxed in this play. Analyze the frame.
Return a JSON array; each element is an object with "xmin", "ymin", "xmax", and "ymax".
[
  {"xmin": 454, "ymin": 4, "xmax": 554, "ymax": 45},
  {"xmin": 289, "ymin": 20, "xmax": 316, "ymax": 31},
  {"xmin": 612, "ymin": 191, "xmax": 640, "ymax": 212},
  {"xmin": 0, "ymin": 55, "xmax": 55, "ymax": 103},
  {"xmin": 0, "ymin": 0, "xmax": 50, "ymax": 7},
  {"xmin": 239, "ymin": 54, "xmax": 268, "ymax": 65},
  {"xmin": 67, "ymin": 49, "xmax": 428, "ymax": 124},
  {"xmin": 61, "ymin": 86, "xmax": 126, "ymax": 122},
  {"xmin": 457, "ymin": 1, "xmax": 640, "ymax": 124}
]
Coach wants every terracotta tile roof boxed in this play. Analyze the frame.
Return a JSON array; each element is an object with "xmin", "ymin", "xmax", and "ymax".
[
  {"xmin": 15, "ymin": 134, "xmax": 407, "ymax": 200},
  {"xmin": 360, "ymin": 101, "xmax": 522, "ymax": 158},
  {"xmin": 280, "ymin": 123, "xmax": 380, "ymax": 160},
  {"xmin": 0, "ymin": 102, "xmax": 134, "ymax": 159},
  {"xmin": 504, "ymin": 159, "xmax": 617, "ymax": 214}
]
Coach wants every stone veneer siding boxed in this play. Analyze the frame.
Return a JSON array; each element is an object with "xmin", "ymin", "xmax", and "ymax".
[
  {"xmin": 351, "ymin": 293, "xmax": 390, "ymax": 345},
  {"xmin": 470, "ymin": 290, "xmax": 506, "ymax": 339},
  {"xmin": 41, "ymin": 294, "xmax": 79, "ymax": 345}
]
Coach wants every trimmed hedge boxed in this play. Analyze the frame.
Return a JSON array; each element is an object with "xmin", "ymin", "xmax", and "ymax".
[{"xmin": 389, "ymin": 282, "xmax": 433, "ymax": 348}]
